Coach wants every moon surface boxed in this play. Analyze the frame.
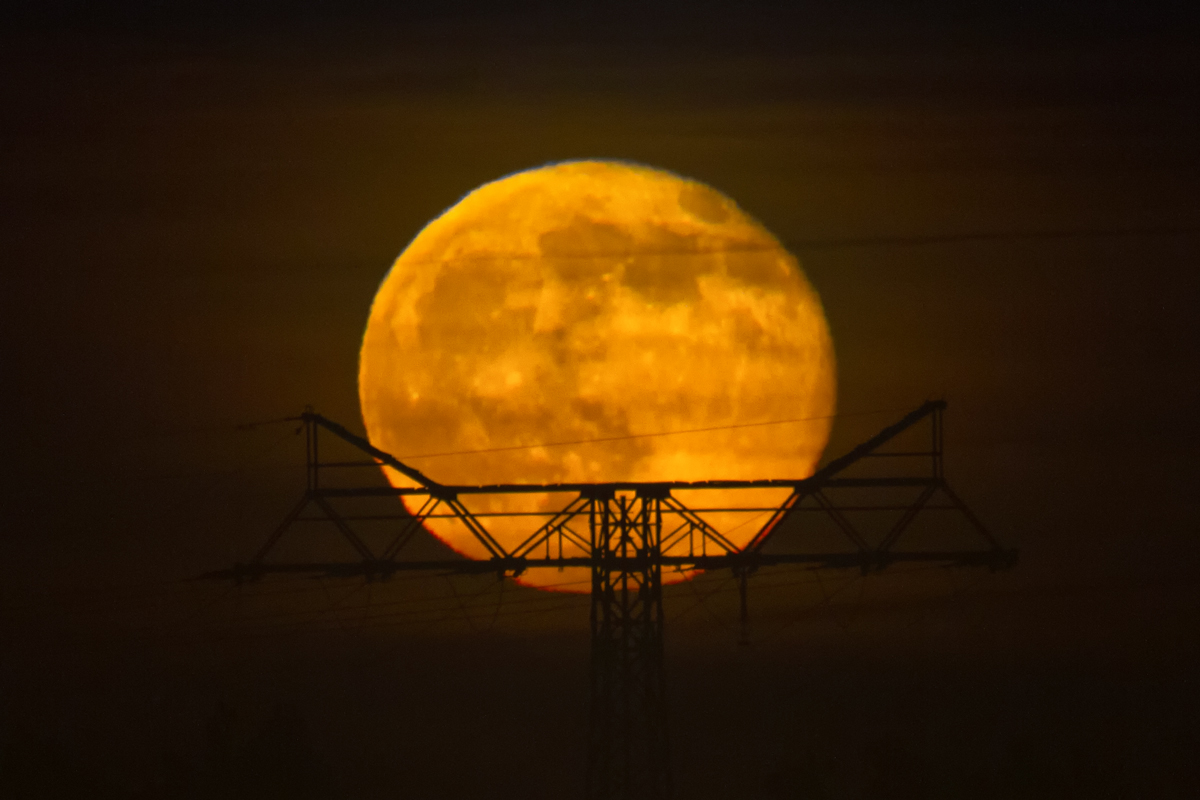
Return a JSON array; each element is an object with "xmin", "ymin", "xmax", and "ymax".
[{"xmin": 359, "ymin": 160, "xmax": 836, "ymax": 591}]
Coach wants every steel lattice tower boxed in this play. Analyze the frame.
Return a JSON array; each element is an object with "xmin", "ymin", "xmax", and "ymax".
[
  {"xmin": 208, "ymin": 401, "xmax": 1016, "ymax": 800},
  {"xmin": 586, "ymin": 492, "xmax": 671, "ymax": 799}
]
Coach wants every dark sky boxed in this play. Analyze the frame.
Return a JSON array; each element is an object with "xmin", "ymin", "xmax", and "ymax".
[{"xmin": 2, "ymin": 2, "xmax": 1199, "ymax": 798}]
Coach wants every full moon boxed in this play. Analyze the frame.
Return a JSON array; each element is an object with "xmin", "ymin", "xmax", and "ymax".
[{"xmin": 359, "ymin": 160, "xmax": 836, "ymax": 591}]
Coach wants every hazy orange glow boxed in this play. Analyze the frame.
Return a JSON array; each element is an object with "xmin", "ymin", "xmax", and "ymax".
[{"xmin": 359, "ymin": 160, "xmax": 836, "ymax": 591}]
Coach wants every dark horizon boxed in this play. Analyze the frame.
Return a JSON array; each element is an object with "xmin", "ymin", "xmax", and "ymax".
[{"xmin": 2, "ymin": 2, "xmax": 1198, "ymax": 798}]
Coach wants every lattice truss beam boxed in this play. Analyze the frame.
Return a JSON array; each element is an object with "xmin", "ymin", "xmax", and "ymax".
[{"xmin": 207, "ymin": 401, "xmax": 1017, "ymax": 583}]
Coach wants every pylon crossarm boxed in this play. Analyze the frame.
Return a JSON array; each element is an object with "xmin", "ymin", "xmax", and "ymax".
[
  {"xmin": 511, "ymin": 495, "xmax": 592, "ymax": 558},
  {"xmin": 744, "ymin": 488, "xmax": 805, "ymax": 552},
  {"xmin": 311, "ymin": 475, "xmax": 938, "ymax": 500},
  {"xmin": 251, "ymin": 494, "xmax": 311, "ymax": 565},
  {"xmin": 811, "ymin": 490, "xmax": 871, "ymax": 553},
  {"xmin": 876, "ymin": 483, "xmax": 938, "ymax": 553},
  {"xmin": 659, "ymin": 517, "xmax": 696, "ymax": 553},
  {"xmin": 303, "ymin": 412, "xmax": 445, "ymax": 492},
  {"xmin": 690, "ymin": 548, "xmax": 1016, "ymax": 572},
  {"xmin": 746, "ymin": 402, "xmax": 945, "ymax": 553},
  {"xmin": 380, "ymin": 496, "xmax": 442, "ymax": 561},
  {"xmin": 310, "ymin": 495, "xmax": 376, "ymax": 561},
  {"xmin": 807, "ymin": 400, "xmax": 945, "ymax": 484},
  {"xmin": 661, "ymin": 496, "xmax": 741, "ymax": 555},
  {"xmin": 216, "ymin": 402, "xmax": 1016, "ymax": 585},
  {"xmin": 939, "ymin": 481, "xmax": 1004, "ymax": 550},
  {"xmin": 442, "ymin": 497, "xmax": 509, "ymax": 558},
  {"xmin": 201, "ymin": 548, "xmax": 1016, "ymax": 583},
  {"xmin": 557, "ymin": 522, "xmax": 593, "ymax": 554}
]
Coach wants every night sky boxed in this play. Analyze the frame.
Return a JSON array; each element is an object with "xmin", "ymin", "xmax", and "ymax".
[{"xmin": 3, "ymin": 2, "xmax": 1199, "ymax": 798}]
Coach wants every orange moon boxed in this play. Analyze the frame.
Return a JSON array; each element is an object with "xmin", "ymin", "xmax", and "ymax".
[{"xmin": 359, "ymin": 160, "xmax": 836, "ymax": 591}]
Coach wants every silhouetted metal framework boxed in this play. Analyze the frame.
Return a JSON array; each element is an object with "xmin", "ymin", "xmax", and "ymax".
[{"xmin": 207, "ymin": 401, "xmax": 1016, "ymax": 800}]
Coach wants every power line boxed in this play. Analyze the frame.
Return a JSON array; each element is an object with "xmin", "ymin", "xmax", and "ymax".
[
  {"xmin": 196, "ymin": 564, "xmax": 923, "ymax": 640},
  {"xmin": 355, "ymin": 224, "xmax": 1200, "ymax": 272},
  {"xmin": 392, "ymin": 407, "xmax": 905, "ymax": 461},
  {"xmin": 787, "ymin": 225, "xmax": 1200, "ymax": 250},
  {"xmin": 192, "ymin": 565, "xmax": 894, "ymax": 638}
]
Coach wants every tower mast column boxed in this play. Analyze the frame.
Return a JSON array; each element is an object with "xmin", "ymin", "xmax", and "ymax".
[{"xmin": 587, "ymin": 492, "xmax": 671, "ymax": 800}]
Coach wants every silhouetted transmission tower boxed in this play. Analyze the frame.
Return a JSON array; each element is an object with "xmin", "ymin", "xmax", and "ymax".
[{"xmin": 207, "ymin": 400, "xmax": 1015, "ymax": 799}]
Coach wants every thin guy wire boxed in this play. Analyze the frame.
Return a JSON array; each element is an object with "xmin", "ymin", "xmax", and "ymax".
[{"xmin": 391, "ymin": 407, "xmax": 906, "ymax": 461}]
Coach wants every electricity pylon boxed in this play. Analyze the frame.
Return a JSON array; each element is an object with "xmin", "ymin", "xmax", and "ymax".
[{"xmin": 206, "ymin": 400, "xmax": 1016, "ymax": 799}]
